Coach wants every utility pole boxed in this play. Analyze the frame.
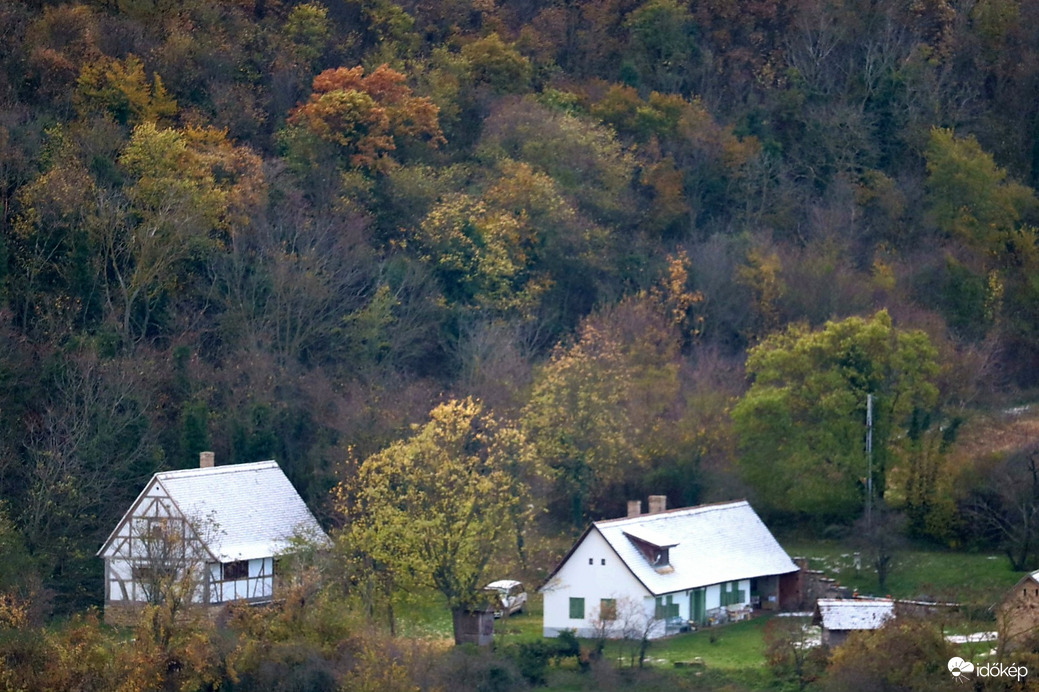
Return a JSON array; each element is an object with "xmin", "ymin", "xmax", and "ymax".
[{"xmin": 866, "ymin": 393, "xmax": 873, "ymax": 530}]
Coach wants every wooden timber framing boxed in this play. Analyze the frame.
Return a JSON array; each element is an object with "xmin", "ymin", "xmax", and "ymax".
[{"xmin": 98, "ymin": 459, "xmax": 330, "ymax": 625}]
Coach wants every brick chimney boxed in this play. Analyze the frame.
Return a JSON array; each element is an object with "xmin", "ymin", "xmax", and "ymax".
[
  {"xmin": 648, "ymin": 495, "xmax": 667, "ymax": 514},
  {"xmin": 200, "ymin": 451, "xmax": 215, "ymax": 469},
  {"xmin": 627, "ymin": 500, "xmax": 642, "ymax": 518}
]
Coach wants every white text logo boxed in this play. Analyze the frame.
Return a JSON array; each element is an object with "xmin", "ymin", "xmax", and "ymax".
[{"xmin": 949, "ymin": 657, "xmax": 1028, "ymax": 683}]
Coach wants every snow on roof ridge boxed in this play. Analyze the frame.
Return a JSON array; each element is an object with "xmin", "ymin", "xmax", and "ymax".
[
  {"xmin": 155, "ymin": 460, "xmax": 278, "ymax": 480},
  {"xmin": 594, "ymin": 498, "xmax": 750, "ymax": 527}
]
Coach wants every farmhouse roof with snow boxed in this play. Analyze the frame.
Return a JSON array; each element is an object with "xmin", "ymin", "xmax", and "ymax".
[
  {"xmin": 543, "ymin": 499, "xmax": 799, "ymax": 596},
  {"xmin": 98, "ymin": 459, "xmax": 329, "ymax": 562}
]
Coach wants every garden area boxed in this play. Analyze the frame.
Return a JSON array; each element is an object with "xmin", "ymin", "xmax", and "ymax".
[{"xmin": 391, "ymin": 538, "xmax": 1030, "ymax": 691}]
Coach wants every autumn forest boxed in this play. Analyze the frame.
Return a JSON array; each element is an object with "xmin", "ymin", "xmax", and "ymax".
[{"xmin": 1, "ymin": 0, "xmax": 1039, "ymax": 687}]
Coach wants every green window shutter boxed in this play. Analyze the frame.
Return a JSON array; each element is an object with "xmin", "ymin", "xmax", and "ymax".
[
  {"xmin": 657, "ymin": 595, "xmax": 678, "ymax": 618},
  {"xmin": 569, "ymin": 597, "xmax": 585, "ymax": 619},
  {"xmin": 721, "ymin": 581, "xmax": 741, "ymax": 606},
  {"xmin": 600, "ymin": 598, "xmax": 617, "ymax": 621}
]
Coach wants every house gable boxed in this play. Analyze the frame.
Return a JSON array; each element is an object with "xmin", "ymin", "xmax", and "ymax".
[
  {"xmin": 541, "ymin": 527, "xmax": 651, "ymax": 637},
  {"xmin": 99, "ymin": 478, "xmax": 216, "ymax": 562}
]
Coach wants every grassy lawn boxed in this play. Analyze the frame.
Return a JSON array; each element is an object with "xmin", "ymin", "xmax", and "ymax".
[
  {"xmin": 782, "ymin": 540, "xmax": 1024, "ymax": 603},
  {"xmin": 392, "ymin": 588, "xmax": 546, "ymax": 642},
  {"xmin": 606, "ymin": 615, "xmax": 774, "ymax": 670},
  {"xmin": 576, "ymin": 615, "xmax": 778, "ymax": 691},
  {"xmin": 392, "ymin": 541, "xmax": 1026, "ymax": 691}
]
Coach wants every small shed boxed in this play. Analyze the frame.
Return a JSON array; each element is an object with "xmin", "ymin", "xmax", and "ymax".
[
  {"xmin": 452, "ymin": 609, "xmax": 496, "ymax": 646},
  {"xmin": 813, "ymin": 598, "xmax": 895, "ymax": 647},
  {"xmin": 98, "ymin": 453, "xmax": 329, "ymax": 625}
]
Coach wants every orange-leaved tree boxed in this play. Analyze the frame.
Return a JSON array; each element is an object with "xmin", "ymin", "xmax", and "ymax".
[{"xmin": 288, "ymin": 64, "xmax": 444, "ymax": 171}]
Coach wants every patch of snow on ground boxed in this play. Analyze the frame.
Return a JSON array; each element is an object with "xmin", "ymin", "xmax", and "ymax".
[{"xmin": 946, "ymin": 632, "xmax": 997, "ymax": 644}]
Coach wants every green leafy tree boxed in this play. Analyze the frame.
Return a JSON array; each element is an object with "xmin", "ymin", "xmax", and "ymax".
[
  {"xmin": 623, "ymin": 0, "xmax": 697, "ymax": 93},
  {"xmin": 732, "ymin": 310, "xmax": 940, "ymax": 521},
  {"xmin": 461, "ymin": 33, "xmax": 533, "ymax": 94},
  {"xmin": 926, "ymin": 127, "xmax": 1037, "ymax": 254},
  {"xmin": 413, "ymin": 193, "xmax": 531, "ymax": 312},
  {"xmin": 925, "ymin": 128, "xmax": 1039, "ymax": 380},
  {"xmin": 337, "ymin": 398, "xmax": 531, "ymax": 641},
  {"xmin": 522, "ymin": 321, "xmax": 640, "ymax": 527},
  {"xmin": 284, "ymin": 3, "xmax": 332, "ymax": 68}
]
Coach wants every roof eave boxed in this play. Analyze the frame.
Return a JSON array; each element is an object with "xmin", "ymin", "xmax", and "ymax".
[{"xmin": 537, "ymin": 525, "xmax": 655, "ymax": 596}]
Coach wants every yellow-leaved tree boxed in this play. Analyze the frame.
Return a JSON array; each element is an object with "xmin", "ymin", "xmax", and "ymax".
[{"xmin": 335, "ymin": 398, "xmax": 535, "ymax": 642}]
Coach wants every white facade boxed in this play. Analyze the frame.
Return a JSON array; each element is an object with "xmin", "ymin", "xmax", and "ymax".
[
  {"xmin": 541, "ymin": 528, "xmax": 752, "ymax": 639},
  {"xmin": 102, "ymin": 478, "xmax": 215, "ymax": 605},
  {"xmin": 207, "ymin": 557, "xmax": 275, "ymax": 603},
  {"xmin": 540, "ymin": 500, "xmax": 796, "ymax": 639},
  {"xmin": 542, "ymin": 528, "xmax": 655, "ymax": 638}
]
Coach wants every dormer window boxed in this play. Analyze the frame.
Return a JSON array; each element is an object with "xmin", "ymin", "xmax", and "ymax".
[{"xmin": 623, "ymin": 529, "xmax": 678, "ymax": 570}]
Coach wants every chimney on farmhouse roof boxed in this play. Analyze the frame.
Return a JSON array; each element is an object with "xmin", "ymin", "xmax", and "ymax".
[
  {"xmin": 648, "ymin": 495, "xmax": 667, "ymax": 515},
  {"xmin": 200, "ymin": 451, "xmax": 215, "ymax": 469},
  {"xmin": 627, "ymin": 500, "xmax": 642, "ymax": 518}
]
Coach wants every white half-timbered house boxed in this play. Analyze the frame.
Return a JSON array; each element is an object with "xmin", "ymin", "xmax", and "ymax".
[
  {"xmin": 540, "ymin": 498, "xmax": 799, "ymax": 639},
  {"xmin": 98, "ymin": 453, "xmax": 329, "ymax": 624}
]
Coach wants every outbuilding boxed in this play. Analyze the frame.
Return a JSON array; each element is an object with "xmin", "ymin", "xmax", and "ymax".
[{"xmin": 813, "ymin": 598, "xmax": 895, "ymax": 647}]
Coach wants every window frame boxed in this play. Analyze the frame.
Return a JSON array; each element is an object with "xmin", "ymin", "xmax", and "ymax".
[
  {"xmin": 569, "ymin": 597, "xmax": 585, "ymax": 619},
  {"xmin": 223, "ymin": 560, "xmax": 249, "ymax": 581}
]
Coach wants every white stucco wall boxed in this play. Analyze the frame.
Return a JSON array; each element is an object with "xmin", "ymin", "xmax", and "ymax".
[
  {"xmin": 541, "ymin": 528, "xmax": 754, "ymax": 638},
  {"xmin": 542, "ymin": 529, "xmax": 658, "ymax": 638}
]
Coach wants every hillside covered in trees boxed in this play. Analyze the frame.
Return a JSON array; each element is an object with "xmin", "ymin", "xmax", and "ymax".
[{"xmin": 1, "ymin": 0, "xmax": 1039, "ymax": 629}]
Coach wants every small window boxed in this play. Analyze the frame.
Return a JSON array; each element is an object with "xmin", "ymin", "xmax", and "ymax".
[
  {"xmin": 569, "ymin": 597, "xmax": 585, "ymax": 619},
  {"xmin": 589, "ymin": 558, "xmax": 594, "ymax": 565},
  {"xmin": 600, "ymin": 598, "xmax": 617, "ymax": 621},
  {"xmin": 223, "ymin": 560, "xmax": 248, "ymax": 581},
  {"xmin": 132, "ymin": 563, "xmax": 175, "ymax": 583},
  {"xmin": 601, "ymin": 558, "xmax": 606, "ymax": 565}
]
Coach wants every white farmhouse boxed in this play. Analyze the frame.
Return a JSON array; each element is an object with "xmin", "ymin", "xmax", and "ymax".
[
  {"xmin": 98, "ymin": 452, "xmax": 329, "ymax": 624},
  {"xmin": 540, "ymin": 497, "xmax": 799, "ymax": 639}
]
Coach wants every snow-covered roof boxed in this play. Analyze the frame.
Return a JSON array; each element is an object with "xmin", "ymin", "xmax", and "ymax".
[
  {"xmin": 559, "ymin": 500, "xmax": 798, "ymax": 596},
  {"xmin": 101, "ymin": 461, "xmax": 329, "ymax": 562},
  {"xmin": 814, "ymin": 599, "xmax": 895, "ymax": 631}
]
